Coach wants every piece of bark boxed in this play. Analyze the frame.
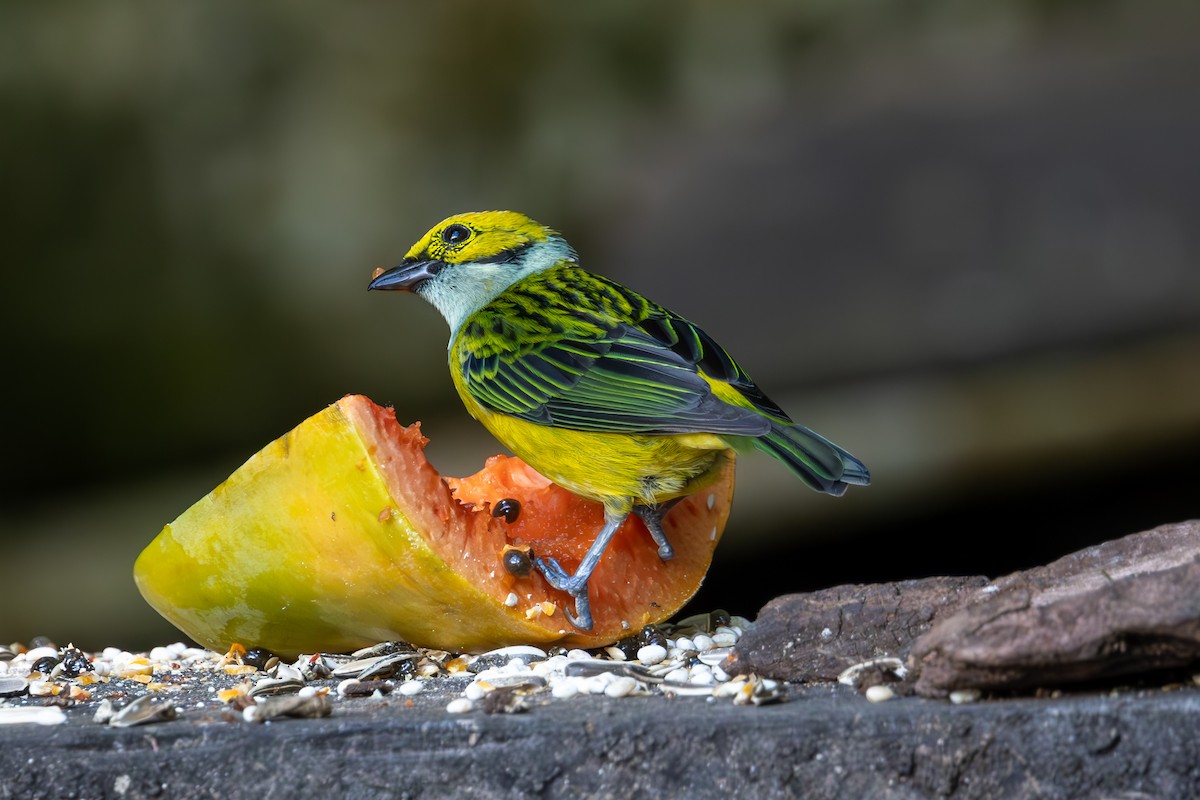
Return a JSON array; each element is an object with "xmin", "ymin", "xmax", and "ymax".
[
  {"xmin": 728, "ymin": 576, "xmax": 988, "ymax": 682},
  {"xmin": 910, "ymin": 520, "xmax": 1200, "ymax": 696}
]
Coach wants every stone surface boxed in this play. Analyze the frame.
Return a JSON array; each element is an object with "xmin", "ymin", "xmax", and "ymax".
[
  {"xmin": 728, "ymin": 576, "xmax": 989, "ymax": 682},
  {"xmin": 3, "ymin": 683, "xmax": 1200, "ymax": 799},
  {"xmin": 7, "ymin": 522, "xmax": 1200, "ymax": 797},
  {"xmin": 911, "ymin": 521, "xmax": 1200, "ymax": 695}
]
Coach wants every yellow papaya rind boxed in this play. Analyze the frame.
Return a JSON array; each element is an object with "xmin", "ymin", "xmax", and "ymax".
[{"xmin": 135, "ymin": 396, "xmax": 733, "ymax": 656}]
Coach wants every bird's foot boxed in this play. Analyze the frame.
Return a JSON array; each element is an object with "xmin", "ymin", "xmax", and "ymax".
[
  {"xmin": 532, "ymin": 513, "xmax": 627, "ymax": 633},
  {"xmin": 632, "ymin": 500, "xmax": 681, "ymax": 562},
  {"xmin": 533, "ymin": 555, "xmax": 588, "ymax": 595},
  {"xmin": 534, "ymin": 555, "xmax": 594, "ymax": 631}
]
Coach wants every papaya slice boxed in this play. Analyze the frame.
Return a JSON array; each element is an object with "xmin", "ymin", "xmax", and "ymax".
[{"xmin": 134, "ymin": 395, "xmax": 734, "ymax": 656}]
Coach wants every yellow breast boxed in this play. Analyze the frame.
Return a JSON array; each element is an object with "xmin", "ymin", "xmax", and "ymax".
[{"xmin": 449, "ymin": 359, "xmax": 730, "ymax": 513}]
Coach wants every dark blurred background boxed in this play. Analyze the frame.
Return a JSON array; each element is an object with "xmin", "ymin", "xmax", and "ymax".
[{"xmin": 3, "ymin": 1, "xmax": 1198, "ymax": 650}]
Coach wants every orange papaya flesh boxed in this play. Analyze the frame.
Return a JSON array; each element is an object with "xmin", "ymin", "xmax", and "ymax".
[{"xmin": 134, "ymin": 394, "xmax": 734, "ymax": 656}]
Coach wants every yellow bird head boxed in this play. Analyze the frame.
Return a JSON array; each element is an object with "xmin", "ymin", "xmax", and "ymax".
[{"xmin": 369, "ymin": 211, "xmax": 577, "ymax": 332}]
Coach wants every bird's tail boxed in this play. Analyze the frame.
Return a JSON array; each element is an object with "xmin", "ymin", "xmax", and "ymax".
[{"xmin": 753, "ymin": 422, "xmax": 871, "ymax": 497}]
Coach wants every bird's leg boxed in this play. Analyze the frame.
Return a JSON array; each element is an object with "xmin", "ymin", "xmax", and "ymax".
[
  {"xmin": 632, "ymin": 499, "xmax": 682, "ymax": 561},
  {"xmin": 534, "ymin": 509, "xmax": 627, "ymax": 632}
]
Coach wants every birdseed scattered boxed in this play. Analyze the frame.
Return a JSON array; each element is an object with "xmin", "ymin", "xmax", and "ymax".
[
  {"xmin": 865, "ymin": 685, "xmax": 895, "ymax": 703},
  {"xmin": 0, "ymin": 611, "xmax": 779, "ymax": 727}
]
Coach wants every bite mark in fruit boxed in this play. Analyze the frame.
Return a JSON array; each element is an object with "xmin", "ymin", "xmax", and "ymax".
[{"xmin": 135, "ymin": 395, "xmax": 735, "ymax": 656}]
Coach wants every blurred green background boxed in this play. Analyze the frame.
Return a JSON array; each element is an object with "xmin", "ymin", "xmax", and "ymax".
[{"xmin": 3, "ymin": 1, "xmax": 1198, "ymax": 651}]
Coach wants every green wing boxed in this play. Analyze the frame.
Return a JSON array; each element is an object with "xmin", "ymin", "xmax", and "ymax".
[{"xmin": 456, "ymin": 266, "xmax": 787, "ymax": 436}]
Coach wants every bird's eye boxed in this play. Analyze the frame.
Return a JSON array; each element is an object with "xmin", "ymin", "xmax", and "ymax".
[{"xmin": 442, "ymin": 224, "xmax": 471, "ymax": 245}]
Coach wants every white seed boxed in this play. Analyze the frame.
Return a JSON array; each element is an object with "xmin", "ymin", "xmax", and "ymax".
[
  {"xmin": 663, "ymin": 668, "xmax": 689, "ymax": 684},
  {"xmin": 531, "ymin": 655, "xmax": 568, "ymax": 677},
  {"xmin": 148, "ymin": 646, "xmax": 175, "ymax": 663},
  {"xmin": 691, "ymin": 634, "xmax": 715, "ymax": 652},
  {"xmin": 477, "ymin": 645, "xmax": 547, "ymax": 662},
  {"xmin": 604, "ymin": 676, "xmax": 638, "ymax": 698},
  {"xmin": 397, "ymin": 680, "xmax": 424, "ymax": 696},
  {"xmin": 636, "ymin": 644, "xmax": 667, "ymax": 665},
  {"xmin": 865, "ymin": 685, "xmax": 895, "ymax": 703},
  {"xmin": 949, "ymin": 689, "xmax": 981, "ymax": 705},
  {"xmin": 604, "ymin": 646, "xmax": 627, "ymax": 661},
  {"xmin": 463, "ymin": 682, "xmax": 488, "ymax": 701},
  {"xmin": 711, "ymin": 632, "xmax": 738, "ymax": 648},
  {"xmin": 445, "ymin": 698, "xmax": 473, "ymax": 714},
  {"xmin": 674, "ymin": 637, "xmax": 695, "ymax": 652},
  {"xmin": 582, "ymin": 675, "xmax": 612, "ymax": 694},
  {"xmin": 505, "ymin": 592, "xmax": 519, "ymax": 607},
  {"xmin": 551, "ymin": 681, "xmax": 579, "ymax": 699},
  {"xmin": 0, "ymin": 707, "xmax": 66, "ymax": 726}
]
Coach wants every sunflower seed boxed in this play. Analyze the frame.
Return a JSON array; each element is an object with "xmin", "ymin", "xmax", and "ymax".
[
  {"xmin": 697, "ymin": 647, "xmax": 733, "ymax": 667},
  {"xmin": 351, "ymin": 641, "xmax": 418, "ymax": 659},
  {"xmin": 0, "ymin": 676, "xmax": 28, "ymax": 697},
  {"xmin": 476, "ymin": 674, "xmax": 547, "ymax": 692},
  {"xmin": 109, "ymin": 695, "xmax": 178, "ymax": 728},
  {"xmin": 564, "ymin": 659, "xmax": 661, "ymax": 684},
  {"xmin": 337, "ymin": 679, "xmax": 393, "ymax": 697},
  {"xmin": 248, "ymin": 677, "xmax": 305, "ymax": 698},
  {"xmin": 331, "ymin": 652, "xmax": 419, "ymax": 680},
  {"xmin": 244, "ymin": 694, "xmax": 331, "ymax": 722}
]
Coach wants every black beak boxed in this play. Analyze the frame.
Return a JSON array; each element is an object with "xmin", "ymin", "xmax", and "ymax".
[{"xmin": 368, "ymin": 260, "xmax": 445, "ymax": 292}]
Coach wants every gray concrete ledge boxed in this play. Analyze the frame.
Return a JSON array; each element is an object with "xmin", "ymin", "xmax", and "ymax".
[{"xmin": 3, "ymin": 683, "xmax": 1198, "ymax": 799}]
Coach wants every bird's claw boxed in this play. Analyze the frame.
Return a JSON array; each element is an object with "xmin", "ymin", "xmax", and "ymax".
[
  {"xmin": 533, "ymin": 505, "xmax": 680, "ymax": 632},
  {"xmin": 563, "ymin": 591, "xmax": 592, "ymax": 631},
  {"xmin": 534, "ymin": 555, "xmax": 595, "ymax": 631},
  {"xmin": 633, "ymin": 501, "xmax": 679, "ymax": 562}
]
